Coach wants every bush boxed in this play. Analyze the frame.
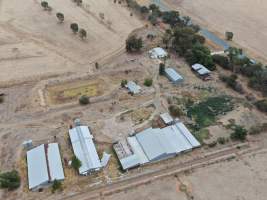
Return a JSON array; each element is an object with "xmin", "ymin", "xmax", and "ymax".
[
  {"xmin": 71, "ymin": 156, "xmax": 82, "ymax": 171},
  {"xmin": 52, "ymin": 179, "xmax": 62, "ymax": 193},
  {"xmin": 56, "ymin": 12, "xmax": 64, "ymax": 23},
  {"xmin": 249, "ymin": 123, "xmax": 267, "ymax": 135},
  {"xmin": 230, "ymin": 125, "xmax": 247, "ymax": 141},
  {"xmin": 225, "ymin": 31, "xmax": 234, "ymax": 41},
  {"xmin": 79, "ymin": 95, "xmax": 90, "ymax": 105},
  {"xmin": 217, "ymin": 137, "xmax": 227, "ymax": 144},
  {"xmin": 255, "ymin": 99, "xmax": 267, "ymax": 113},
  {"xmin": 121, "ymin": 79, "xmax": 128, "ymax": 88},
  {"xmin": 144, "ymin": 78, "xmax": 153, "ymax": 87},
  {"xmin": 212, "ymin": 54, "xmax": 231, "ymax": 70},
  {"xmin": 70, "ymin": 23, "xmax": 79, "ymax": 34},
  {"xmin": 159, "ymin": 63, "xmax": 165, "ymax": 75},
  {"xmin": 0, "ymin": 170, "xmax": 21, "ymax": 190},
  {"xmin": 169, "ymin": 105, "xmax": 183, "ymax": 117},
  {"xmin": 126, "ymin": 35, "xmax": 143, "ymax": 52}
]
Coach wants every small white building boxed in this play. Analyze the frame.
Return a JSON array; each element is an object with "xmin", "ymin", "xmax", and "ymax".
[
  {"xmin": 165, "ymin": 68, "xmax": 183, "ymax": 84},
  {"xmin": 69, "ymin": 125, "xmax": 102, "ymax": 175},
  {"xmin": 160, "ymin": 113, "xmax": 174, "ymax": 125},
  {"xmin": 27, "ymin": 143, "xmax": 65, "ymax": 191},
  {"xmin": 191, "ymin": 64, "xmax": 211, "ymax": 76},
  {"xmin": 126, "ymin": 81, "xmax": 141, "ymax": 94},
  {"xmin": 149, "ymin": 47, "xmax": 168, "ymax": 59}
]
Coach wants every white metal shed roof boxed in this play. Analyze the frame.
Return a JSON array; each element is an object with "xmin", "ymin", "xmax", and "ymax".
[
  {"xmin": 165, "ymin": 68, "xmax": 183, "ymax": 82},
  {"xmin": 175, "ymin": 122, "xmax": 201, "ymax": 148},
  {"xmin": 126, "ymin": 81, "xmax": 141, "ymax": 94},
  {"xmin": 149, "ymin": 47, "xmax": 167, "ymax": 58},
  {"xmin": 160, "ymin": 113, "xmax": 174, "ymax": 125},
  {"xmin": 192, "ymin": 64, "xmax": 211, "ymax": 75},
  {"xmin": 69, "ymin": 126, "xmax": 102, "ymax": 175},
  {"xmin": 27, "ymin": 143, "xmax": 64, "ymax": 190},
  {"xmin": 127, "ymin": 136, "xmax": 149, "ymax": 164},
  {"xmin": 120, "ymin": 154, "xmax": 140, "ymax": 170}
]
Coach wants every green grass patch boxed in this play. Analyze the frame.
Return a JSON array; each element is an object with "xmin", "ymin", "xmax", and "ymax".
[{"xmin": 187, "ymin": 96, "xmax": 234, "ymax": 128}]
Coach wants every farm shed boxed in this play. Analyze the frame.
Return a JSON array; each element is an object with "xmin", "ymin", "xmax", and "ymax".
[
  {"xmin": 126, "ymin": 81, "xmax": 141, "ymax": 94},
  {"xmin": 69, "ymin": 125, "xmax": 102, "ymax": 175},
  {"xmin": 165, "ymin": 68, "xmax": 184, "ymax": 84},
  {"xmin": 114, "ymin": 122, "xmax": 200, "ymax": 170},
  {"xmin": 149, "ymin": 47, "xmax": 168, "ymax": 59},
  {"xmin": 191, "ymin": 64, "xmax": 211, "ymax": 76},
  {"xmin": 160, "ymin": 113, "xmax": 174, "ymax": 125},
  {"xmin": 26, "ymin": 143, "xmax": 64, "ymax": 191}
]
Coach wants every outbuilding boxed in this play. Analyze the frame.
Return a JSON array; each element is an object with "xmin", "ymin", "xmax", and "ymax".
[
  {"xmin": 191, "ymin": 64, "xmax": 211, "ymax": 77},
  {"xmin": 165, "ymin": 68, "xmax": 183, "ymax": 84},
  {"xmin": 26, "ymin": 143, "xmax": 65, "ymax": 191},
  {"xmin": 149, "ymin": 47, "xmax": 168, "ymax": 59},
  {"xmin": 126, "ymin": 81, "xmax": 141, "ymax": 94}
]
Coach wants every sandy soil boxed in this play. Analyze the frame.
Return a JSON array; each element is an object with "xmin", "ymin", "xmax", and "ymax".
[
  {"xmin": 165, "ymin": 0, "xmax": 267, "ymax": 62},
  {"xmin": 0, "ymin": 0, "xmax": 142, "ymax": 83}
]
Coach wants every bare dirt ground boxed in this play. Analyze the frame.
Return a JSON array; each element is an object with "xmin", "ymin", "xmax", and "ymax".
[
  {"xmin": 0, "ymin": 0, "xmax": 143, "ymax": 83},
  {"xmin": 165, "ymin": 0, "xmax": 267, "ymax": 62}
]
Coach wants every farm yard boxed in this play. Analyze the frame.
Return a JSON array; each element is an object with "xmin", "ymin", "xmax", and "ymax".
[{"xmin": 0, "ymin": 0, "xmax": 267, "ymax": 200}]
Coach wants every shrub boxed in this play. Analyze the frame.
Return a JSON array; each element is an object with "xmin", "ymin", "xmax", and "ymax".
[
  {"xmin": 71, "ymin": 156, "xmax": 82, "ymax": 171},
  {"xmin": 169, "ymin": 105, "xmax": 183, "ymax": 117},
  {"xmin": 230, "ymin": 125, "xmax": 247, "ymax": 141},
  {"xmin": 159, "ymin": 63, "xmax": 165, "ymax": 75},
  {"xmin": 56, "ymin": 12, "xmax": 64, "ymax": 23},
  {"xmin": 217, "ymin": 137, "xmax": 227, "ymax": 144},
  {"xmin": 121, "ymin": 79, "xmax": 128, "ymax": 88},
  {"xmin": 212, "ymin": 54, "xmax": 231, "ymax": 70},
  {"xmin": 144, "ymin": 78, "xmax": 153, "ymax": 87},
  {"xmin": 0, "ymin": 170, "xmax": 21, "ymax": 190},
  {"xmin": 79, "ymin": 95, "xmax": 90, "ymax": 105},
  {"xmin": 79, "ymin": 29, "xmax": 87, "ymax": 39},
  {"xmin": 126, "ymin": 35, "xmax": 143, "ymax": 52},
  {"xmin": 225, "ymin": 31, "xmax": 234, "ymax": 41},
  {"xmin": 255, "ymin": 99, "xmax": 267, "ymax": 113},
  {"xmin": 52, "ymin": 179, "xmax": 62, "ymax": 193},
  {"xmin": 70, "ymin": 23, "xmax": 79, "ymax": 34}
]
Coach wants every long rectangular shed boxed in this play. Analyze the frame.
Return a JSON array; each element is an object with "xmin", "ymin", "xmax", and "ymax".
[
  {"xmin": 165, "ymin": 68, "xmax": 183, "ymax": 84},
  {"xmin": 69, "ymin": 126, "xmax": 102, "ymax": 175},
  {"xmin": 27, "ymin": 143, "xmax": 64, "ymax": 191}
]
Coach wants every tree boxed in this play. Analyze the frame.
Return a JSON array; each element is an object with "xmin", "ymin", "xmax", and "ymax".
[
  {"xmin": 121, "ymin": 79, "xmax": 128, "ymax": 88},
  {"xmin": 230, "ymin": 125, "xmax": 247, "ymax": 141},
  {"xmin": 56, "ymin": 13, "xmax": 64, "ymax": 23},
  {"xmin": 79, "ymin": 29, "xmax": 87, "ymax": 39},
  {"xmin": 71, "ymin": 156, "xmax": 82, "ymax": 171},
  {"xmin": 70, "ymin": 23, "xmax": 79, "ymax": 34},
  {"xmin": 0, "ymin": 170, "xmax": 21, "ymax": 190},
  {"xmin": 168, "ymin": 105, "xmax": 183, "ymax": 117},
  {"xmin": 159, "ymin": 63, "xmax": 165, "ymax": 75},
  {"xmin": 225, "ymin": 31, "xmax": 234, "ymax": 41},
  {"xmin": 185, "ymin": 43, "xmax": 215, "ymax": 70},
  {"xmin": 144, "ymin": 78, "xmax": 153, "ymax": 87},
  {"xmin": 212, "ymin": 54, "xmax": 231, "ymax": 70},
  {"xmin": 79, "ymin": 95, "xmax": 90, "ymax": 105},
  {"xmin": 41, "ymin": 1, "xmax": 49, "ymax": 10},
  {"xmin": 162, "ymin": 11, "xmax": 181, "ymax": 27},
  {"xmin": 52, "ymin": 179, "xmax": 62, "ymax": 193},
  {"xmin": 255, "ymin": 99, "xmax": 267, "ymax": 113},
  {"xmin": 126, "ymin": 35, "xmax": 143, "ymax": 52},
  {"xmin": 140, "ymin": 6, "xmax": 149, "ymax": 15}
]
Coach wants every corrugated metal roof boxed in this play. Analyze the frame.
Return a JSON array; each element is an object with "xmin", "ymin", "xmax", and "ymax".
[
  {"xmin": 127, "ymin": 136, "xmax": 149, "ymax": 164},
  {"xmin": 175, "ymin": 122, "xmax": 201, "ymax": 148},
  {"xmin": 192, "ymin": 64, "xmax": 211, "ymax": 75},
  {"xmin": 135, "ymin": 128, "xmax": 166, "ymax": 161},
  {"xmin": 165, "ymin": 68, "xmax": 183, "ymax": 83},
  {"xmin": 69, "ymin": 126, "xmax": 102, "ymax": 175},
  {"xmin": 47, "ymin": 143, "xmax": 65, "ymax": 182},
  {"xmin": 126, "ymin": 81, "xmax": 141, "ymax": 94},
  {"xmin": 160, "ymin": 113, "xmax": 174, "ymax": 124},
  {"xmin": 120, "ymin": 154, "xmax": 140, "ymax": 170},
  {"xmin": 100, "ymin": 152, "xmax": 111, "ymax": 167},
  {"xmin": 149, "ymin": 47, "xmax": 167, "ymax": 58},
  {"xmin": 27, "ymin": 143, "xmax": 64, "ymax": 190},
  {"xmin": 27, "ymin": 145, "xmax": 49, "ymax": 190}
]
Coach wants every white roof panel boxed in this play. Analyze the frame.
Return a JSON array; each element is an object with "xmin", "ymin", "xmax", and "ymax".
[
  {"xmin": 47, "ymin": 143, "xmax": 65, "ymax": 181},
  {"xmin": 175, "ymin": 122, "xmax": 201, "ymax": 148},
  {"xmin": 120, "ymin": 154, "xmax": 140, "ymax": 170},
  {"xmin": 69, "ymin": 126, "xmax": 102, "ymax": 175},
  {"xmin": 126, "ymin": 81, "xmax": 141, "ymax": 94},
  {"xmin": 160, "ymin": 113, "xmax": 174, "ymax": 124},
  {"xmin": 127, "ymin": 136, "xmax": 149, "ymax": 164},
  {"xmin": 165, "ymin": 68, "xmax": 183, "ymax": 82},
  {"xmin": 27, "ymin": 144, "xmax": 49, "ymax": 190}
]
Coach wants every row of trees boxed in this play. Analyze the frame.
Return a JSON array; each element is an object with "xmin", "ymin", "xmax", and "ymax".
[{"xmin": 41, "ymin": 1, "xmax": 87, "ymax": 39}]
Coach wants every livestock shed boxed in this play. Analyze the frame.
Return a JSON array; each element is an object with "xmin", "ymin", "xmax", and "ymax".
[
  {"xmin": 191, "ymin": 64, "xmax": 211, "ymax": 76},
  {"xmin": 26, "ymin": 143, "xmax": 64, "ymax": 191},
  {"xmin": 160, "ymin": 113, "xmax": 174, "ymax": 125},
  {"xmin": 149, "ymin": 47, "xmax": 168, "ymax": 59},
  {"xmin": 126, "ymin": 81, "xmax": 141, "ymax": 94},
  {"xmin": 69, "ymin": 125, "xmax": 102, "ymax": 175},
  {"xmin": 165, "ymin": 68, "xmax": 183, "ymax": 84},
  {"xmin": 114, "ymin": 122, "xmax": 200, "ymax": 170}
]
